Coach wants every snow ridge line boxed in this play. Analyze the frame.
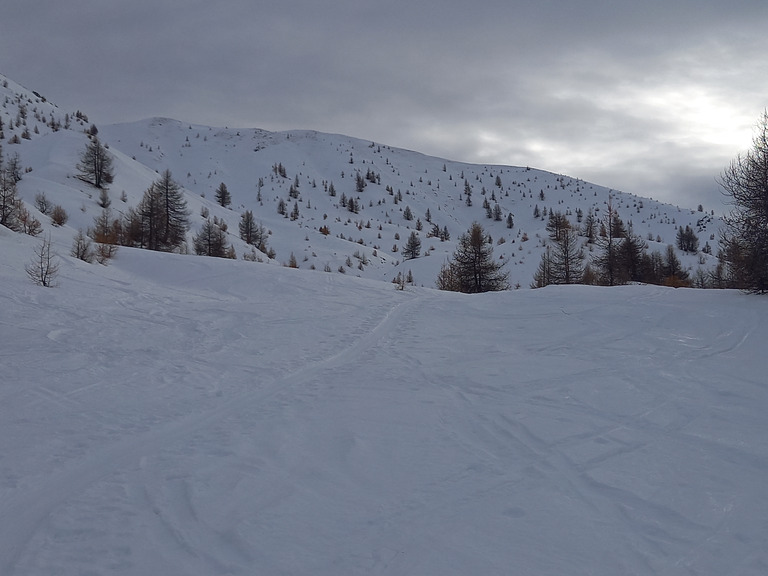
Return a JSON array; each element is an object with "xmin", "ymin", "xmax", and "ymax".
[{"xmin": 0, "ymin": 290, "xmax": 427, "ymax": 575}]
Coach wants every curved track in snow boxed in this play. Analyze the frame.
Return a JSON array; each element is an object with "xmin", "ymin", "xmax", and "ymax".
[{"xmin": 2, "ymin": 253, "xmax": 767, "ymax": 575}]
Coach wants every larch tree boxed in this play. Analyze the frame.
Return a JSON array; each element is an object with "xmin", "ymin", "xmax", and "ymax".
[
  {"xmin": 551, "ymin": 226, "xmax": 584, "ymax": 285},
  {"xmin": 546, "ymin": 211, "xmax": 570, "ymax": 242},
  {"xmin": 239, "ymin": 210, "xmax": 268, "ymax": 252},
  {"xmin": 533, "ymin": 219, "xmax": 584, "ymax": 287},
  {"xmin": 676, "ymin": 225, "xmax": 699, "ymax": 253},
  {"xmin": 0, "ymin": 152, "xmax": 20, "ymax": 230},
  {"xmin": 239, "ymin": 210, "xmax": 256, "ymax": 244},
  {"xmin": 215, "ymin": 182, "xmax": 231, "ymax": 207},
  {"xmin": 616, "ymin": 231, "xmax": 647, "ymax": 284},
  {"xmin": 76, "ymin": 136, "xmax": 114, "ymax": 189},
  {"xmin": 531, "ymin": 246, "xmax": 554, "ymax": 288},
  {"xmin": 594, "ymin": 203, "xmax": 626, "ymax": 286},
  {"xmin": 402, "ymin": 231, "xmax": 422, "ymax": 260},
  {"xmin": 438, "ymin": 222, "xmax": 509, "ymax": 293},
  {"xmin": 662, "ymin": 244, "xmax": 690, "ymax": 287},
  {"xmin": 193, "ymin": 218, "xmax": 229, "ymax": 258},
  {"xmin": 25, "ymin": 234, "xmax": 59, "ymax": 287},
  {"xmin": 155, "ymin": 170, "xmax": 190, "ymax": 251},
  {"xmin": 137, "ymin": 182, "xmax": 164, "ymax": 250},
  {"xmin": 719, "ymin": 111, "xmax": 768, "ymax": 292},
  {"xmin": 71, "ymin": 229, "xmax": 95, "ymax": 263},
  {"xmin": 128, "ymin": 172, "xmax": 188, "ymax": 252}
]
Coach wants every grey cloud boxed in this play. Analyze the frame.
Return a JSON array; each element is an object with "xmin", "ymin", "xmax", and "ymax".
[{"xmin": 1, "ymin": 1, "xmax": 767, "ymax": 209}]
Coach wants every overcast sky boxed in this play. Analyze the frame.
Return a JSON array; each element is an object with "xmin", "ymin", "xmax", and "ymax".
[{"xmin": 2, "ymin": 1, "xmax": 767, "ymax": 211}]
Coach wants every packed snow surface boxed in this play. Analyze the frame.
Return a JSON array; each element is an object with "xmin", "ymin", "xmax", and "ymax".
[{"xmin": 1, "ymin": 239, "xmax": 767, "ymax": 575}]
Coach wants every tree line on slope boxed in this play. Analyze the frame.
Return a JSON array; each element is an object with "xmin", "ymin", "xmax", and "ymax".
[
  {"xmin": 530, "ymin": 205, "xmax": 701, "ymax": 289},
  {"xmin": 4, "ymin": 112, "xmax": 768, "ymax": 293},
  {"xmin": 525, "ymin": 111, "xmax": 768, "ymax": 293}
]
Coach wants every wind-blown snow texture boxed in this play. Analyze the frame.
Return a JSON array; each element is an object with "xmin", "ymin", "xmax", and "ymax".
[{"xmin": 2, "ymin": 73, "xmax": 767, "ymax": 575}]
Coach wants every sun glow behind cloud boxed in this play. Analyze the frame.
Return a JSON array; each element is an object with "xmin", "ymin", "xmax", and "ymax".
[{"xmin": 637, "ymin": 86, "xmax": 754, "ymax": 151}]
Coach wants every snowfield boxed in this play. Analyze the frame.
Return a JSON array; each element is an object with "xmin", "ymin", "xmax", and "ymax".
[{"xmin": 1, "ymin": 237, "xmax": 767, "ymax": 576}]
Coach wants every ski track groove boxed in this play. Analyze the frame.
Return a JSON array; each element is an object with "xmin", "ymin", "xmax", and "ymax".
[{"xmin": 0, "ymin": 290, "xmax": 427, "ymax": 576}]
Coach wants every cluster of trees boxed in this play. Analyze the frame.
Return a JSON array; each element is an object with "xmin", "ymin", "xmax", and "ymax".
[
  {"xmin": 0, "ymin": 147, "xmax": 64, "ymax": 286},
  {"xmin": 193, "ymin": 217, "xmax": 234, "ymax": 258},
  {"xmin": 120, "ymin": 170, "xmax": 190, "ymax": 251},
  {"xmin": 0, "ymin": 147, "xmax": 21, "ymax": 230},
  {"xmin": 532, "ymin": 207, "xmax": 696, "ymax": 288},
  {"xmin": 676, "ymin": 225, "xmax": 699, "ymax": 253},
  {"xmin": 1, "ymin": 147, "xmax": 42, "ymax": 235},
  {"xmin": 238, "ymin": 210, "xmax": 268, "ymax": 252},
  {"xmin": 532, "ymin": 212, "xmax": 585, "ymax": 287},
  {"xmin": 68, "ymin": 168, "xmax": 192, "ymax": 259},
  {"xmin": 436, "ymin": 222, "xmax": 510, "ymax": 293},
  {"xmin": 67, "ymin": 139, "xmax": 192, "ymax": 263},
  {"xmin": 72, "ymin": 137, "xmax": 277, "ymax": 262}
]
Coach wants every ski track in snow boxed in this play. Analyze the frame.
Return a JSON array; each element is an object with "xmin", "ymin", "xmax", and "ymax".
[
  {"xmin": 1, "ymin": 247, "xmax": 768, "ymax": 575},
  {"xmin": 0, "ymin": 269, "xmax": 424, "ymax": 576}
]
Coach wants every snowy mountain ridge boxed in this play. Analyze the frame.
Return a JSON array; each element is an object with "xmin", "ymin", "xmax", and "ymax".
[{"xmin": 2, "ymin": 72, "xmax": 719, "ymax": 289}]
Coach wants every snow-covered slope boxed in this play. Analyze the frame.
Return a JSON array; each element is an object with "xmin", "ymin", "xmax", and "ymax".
[
  {"xmin": 1, "ymin": 233, "xmax": 767, "ymax": 575},
  {"xmin": 99, "ymin": 117, "xmax": 720, "ymax": 286},
  {"xmin": 3, "ymin": 71, "xmax": 719, "ymax": 290}
]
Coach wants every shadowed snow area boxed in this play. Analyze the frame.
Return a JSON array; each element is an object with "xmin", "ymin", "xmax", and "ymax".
[{"xmin": 1, "ymin": 244, "xmax": 767, "ymax": 575}]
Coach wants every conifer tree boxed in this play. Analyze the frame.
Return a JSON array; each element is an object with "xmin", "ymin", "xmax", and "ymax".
[
  {"xmin": 215, "ymin": 182, "xmax": 231, "ymax": 207},
  {"xmin": 71, "ymin": 229, "xmax": 95, "ymax": 263},
  {"xmin": 662, "ymin": 244, "xmax": 690, "ymax": 287},
  {"xmin": 551, "ymin": 227, "xmax": 584, "ymax": 285},
  {"xmin": 594, "ymin": 203, "xmax": 626, "ymax": 285},
  {"xmin": 0, "ymin": 152, "xmax": 20, "ymax": 230},
  {"xmin": 130, "ymin": 171, "xmax": 189, "ymax": 251},
  {"xmin": 438, "ymin": 222, "xmax": 509, "ymax": 293},
  {"xmin": 532, "ymin": 246, "xmax": 554, "ymax": 288},
  {"xmin": 193, "ymin": 218, "xmax": 228, "ymax": 257},
  {"xmin": 617, "ymin": 232, "xmax": 647, "ymax": 284},
  {"xmin": 239, "ymin": 210, "xmax": 261, "ymax": 246},
  {"xmin": 676, "ymin": 225, "xmax": 699, "ymax": 253},
  {"xmin": 155, "ymin": 170, "xmax": 189, "ymax": 251},
  {"xmin": 76, "ymin": 136, "xmax": 114, "ymax": 189},
  {"xmin": 403, "ymin": 231, "xmax": 421, "ymax": 259}
]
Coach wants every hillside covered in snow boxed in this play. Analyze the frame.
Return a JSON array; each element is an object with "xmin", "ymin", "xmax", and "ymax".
[
  {"xmin": 1, "ymin": 73, "xmax": 720, "ymax": 290},
  {"xmin": 2, "ymin": 74, "xmax": 766, "ymax": 576}
]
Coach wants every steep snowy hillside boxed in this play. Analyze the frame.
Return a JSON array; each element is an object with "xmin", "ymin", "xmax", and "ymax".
[
  {"xmin": 2, "ymin": 72, "xmax": 720, "ymax": 289},
  {"xmin": 100, "ymin": 118, "xmax": 721, "ymax": 287},
  {"xmin": 1, "ymin": 74, "xmax": 90, "ymax": 141},
  {"xmin": 1, "ymin": 229, "xmax": 767, "ymax": 576}
]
